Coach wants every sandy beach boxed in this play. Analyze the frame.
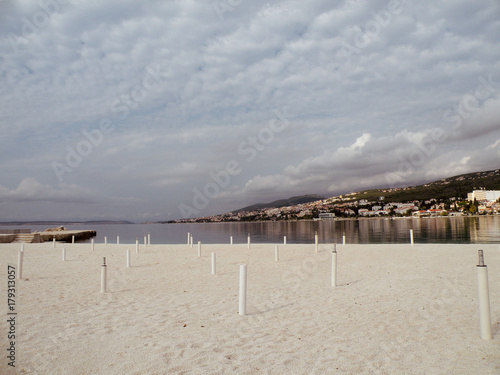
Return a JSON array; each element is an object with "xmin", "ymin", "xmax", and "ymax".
[{"xmin": 1, "ymin": 241, "xmax": 499, "ymax": 374}]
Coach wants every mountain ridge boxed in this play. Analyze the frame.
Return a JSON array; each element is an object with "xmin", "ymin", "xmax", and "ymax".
[{"xmin": 231, "ymin": 194, "xmax": 325, "ymax": 213}]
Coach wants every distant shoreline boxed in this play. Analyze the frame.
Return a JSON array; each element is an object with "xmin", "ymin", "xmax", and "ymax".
[
  {"xmin": 163, "ymin": 214, "xmax": 488, "ymax": 224},
  {"xmin": 0, "ymin": 215, "xmax": 490, "ymax": 227},
  {"xmin": 0, "ymin": 221, "xmax": 134, "ymax": 226}
]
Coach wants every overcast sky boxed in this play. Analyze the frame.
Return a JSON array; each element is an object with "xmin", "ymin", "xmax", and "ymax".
[{"xmin": 1, "ymin": 0, "xmax": 499, "ymax": 222}]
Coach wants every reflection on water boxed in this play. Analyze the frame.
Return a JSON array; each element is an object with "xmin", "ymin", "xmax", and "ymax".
[{"xmin": 2, "ymin": 216, "xmax": 499, "ymax": 244}]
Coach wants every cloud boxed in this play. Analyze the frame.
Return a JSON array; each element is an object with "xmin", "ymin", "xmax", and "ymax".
[
  {"xmin": 0, "ymin": 178, "xmax": 99, "ymax": 203},
  {"xmin": 1, "ymin": 0, "xmax": 500, "ymax": 220},
  {"xmin": 453, "ymin": 94, "xmax": 500, "ymax": 141},
  {"xmin": 233, "ymin": 125, "xmax": 500, "ymax": 200}
]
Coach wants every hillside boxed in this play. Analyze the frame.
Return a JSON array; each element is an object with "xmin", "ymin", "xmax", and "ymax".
[
  {"xmin": 170, "ymin": 168, "xmax": 500, "ymax": 222},
  {"xmin": 346, "ymin": 169, "xmax": 500, "ymax": 203}
]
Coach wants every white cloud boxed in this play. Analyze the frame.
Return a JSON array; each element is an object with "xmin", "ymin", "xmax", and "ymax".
[
  {"xmin": 0, "ymin": 178, "xmax": 98, "ymax": 203},
  {"xmin": 231, "ymin": 124, "xmax": 500, "ymax": 200}
]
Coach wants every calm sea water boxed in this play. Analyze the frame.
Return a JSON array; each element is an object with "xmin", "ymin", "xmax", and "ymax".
[{"xmin": 3, "ymin": 216, "xmax": 499, "ymax": 244}]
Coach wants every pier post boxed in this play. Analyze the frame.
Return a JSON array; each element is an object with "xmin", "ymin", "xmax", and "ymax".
[
  {"xmin": 72, "ymin": 235, "xmax": 75, "ymax": 244},
  {"xmin": 135, "ymin": 238, "xmax": 139, "ymax": 254},
  {"xmin": 101, "ymin": 257, "xmax": 107, "ymax": 293},
  {"xmin": 331, "ymin": 244, "xmax": 337, "ymax": 287},
  {"xmin": 144, "ymin": 236, "xmax": 147, "ymax": 247},
  {"xmin": 198, "ymin": 241, "xmax": 202, "ymax": 257},
  {"xmin": 410, "ymin": 229, "xmax": 414, "ymax": 247},
  {"xmin": 247, "ymin": 234, "xmax": 251, "ymax": 249},
  {"xmin": 477, "ymin": 250, "xmax": 492, "ymax": 340},
  {"xmin": 190, "ymin": 235, "xmax": 193, "ymax": 248},
  {"xmin": 211, "ymin": 253, "xmax": 216, "ymax": 275},
  {"xmin": 239, "ymin": 264, "xmax": 247, "ymax": 316},
  {"xmin": 117, "ymin": 235, "xmax": 119, "ymax": 245},
  {"xmin": 342, "ymin": 232, "xmax": 346, "ymax": 246},
  {"xmin": 91, "ymin": 239, "xmax": 94, "ymax": 251},
  {"xmin": 21, "ymin": 244, "xmax": 24, "ymax": 253},
  {"xmin": 126, "ymin": 249, "xmax": 131, "ymax": 268},
  {"xmin": 284, "ymin": 236, "xmax": 287, "ymax": 245},
  {"xmin": 230, "ymin": 236, "xmax": 233, "ymax": 245},
  {"xmin": 53, "ymin": 236, "xmax": 56, "ymax": 248},
  {"xmin": 315, "ymin": 232, "xmax": 318, "ymax": 253},
  {"xmin": 104, "ymin": 236, "xmax": 107, "ymax": 246},
  {"xmin": 148, "ymin": 232, "xmax": 150, "ymax": 246},
  {"xmin": 17, "ymin": 251, "xmax": 23, "ymax": 280},
  {"xmin": 187, "ymin": 232, "xmax": 190, "ymax": 245}
]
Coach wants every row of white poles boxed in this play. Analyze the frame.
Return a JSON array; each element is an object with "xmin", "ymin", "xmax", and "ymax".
[
  {"xmin": 177, "ymin": 234, "xmax": 294, "ymax": 246},
  {"xmin": 91, "ymin": 236, "xmax": 152, "ymax": 252},
  {"xmin": 100, "ymin": 234, "xmax": 149, "ymax": 246},
  {"xmin": 178, "ymin": 233, "xmax": 396, "ymax": 246},
  {"xmin": 15, "ymin": 236, "xmax": 492, "ymax": 340},
  {"xmin": 49, "ymin": 229, "xmax": 416, "ymax": 248},
  {"xmin": 52, "ymin": 234, "xmax": 152, "ymax": 248},
  {"xmin": 187, "ymin": 235, "xmax": 490, "ymax": 337}
]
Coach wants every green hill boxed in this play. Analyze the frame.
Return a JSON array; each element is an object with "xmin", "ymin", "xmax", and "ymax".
[{"xmin": 347, "ymin": 169, "xmax": 500, "ymax": 202}]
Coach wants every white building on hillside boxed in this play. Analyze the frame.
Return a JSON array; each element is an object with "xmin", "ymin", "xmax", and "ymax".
[
  {"xmin": 318, "ymin": 212, "xmax": 336, "ymax": 220},
  {"xmin": 467, "ymin": 190, "xmax": 500, "ymax": 202}
]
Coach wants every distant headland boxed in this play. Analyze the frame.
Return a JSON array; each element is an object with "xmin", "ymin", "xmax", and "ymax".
[{"xmin": 0, "ymin": 220, "xmax": 134, "ymax": 226}]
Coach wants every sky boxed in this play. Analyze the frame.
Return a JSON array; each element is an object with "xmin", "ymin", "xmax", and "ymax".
[{"xmin": 1, "ymin": 0, "xmax": 499, "ymax": 222}]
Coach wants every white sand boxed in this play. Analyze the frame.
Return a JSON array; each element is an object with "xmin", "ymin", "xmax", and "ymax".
[{"xmin": 1, "ymin": 242, "xmax": 499, "ymax": 374}]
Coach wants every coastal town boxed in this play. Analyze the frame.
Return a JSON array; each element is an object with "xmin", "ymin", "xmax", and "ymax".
[{"xmin": 171, "ymin": 188, "xmax": 500, "ymax": 223}]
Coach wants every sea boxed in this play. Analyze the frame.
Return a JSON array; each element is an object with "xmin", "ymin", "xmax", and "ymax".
[{"xmin": 2, "ymin": 216, "xmax": 500, "ymax": 245}]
